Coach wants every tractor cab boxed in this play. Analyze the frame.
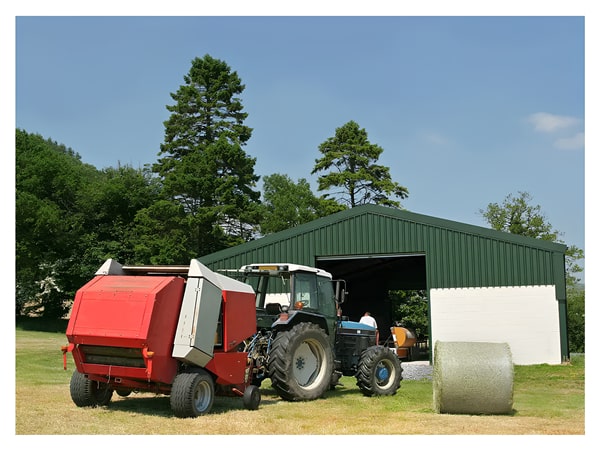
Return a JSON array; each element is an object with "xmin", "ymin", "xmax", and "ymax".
[{"xmin": 240, "ymin": 264, "xmax": 342, "ymax": 335}]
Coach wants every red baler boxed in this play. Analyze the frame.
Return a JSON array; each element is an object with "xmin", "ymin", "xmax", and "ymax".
[{"xmin": 62, "ymin": 259, "xmax": 260, "ymax": 417}]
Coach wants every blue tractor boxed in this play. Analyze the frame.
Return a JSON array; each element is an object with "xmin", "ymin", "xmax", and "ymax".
[{"xmin": 239, "ymin": 264, "xmax": 403, "ymax": 401}]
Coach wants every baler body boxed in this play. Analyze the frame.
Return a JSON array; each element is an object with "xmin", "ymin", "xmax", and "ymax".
[
  {"xmin": 64, "ymin": 259, "xmax": 257, "ymax": 395},
  {"xmin": 67, "ymin": 274, "xmax": 184, "ymax": 389}
]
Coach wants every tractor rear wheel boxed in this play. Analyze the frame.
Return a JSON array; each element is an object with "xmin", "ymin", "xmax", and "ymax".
[
  {"xmin": 268, "ymin": 322, "xmax": 333, "ymax": 401},
  {"xmin": 356, "ymin": 346, "xmax": 403, "ymax": 396},
  {"xmin": 69, "ymin": 370, "xmax": 114, "ymax": 407},
  {"xmin": 170, "ymin": 370, "xmax": 215, "ymax": 418}
]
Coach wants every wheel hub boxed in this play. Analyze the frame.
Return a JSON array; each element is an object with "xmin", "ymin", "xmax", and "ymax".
[
  {"xmin": 293, "ymin": 341, "xmax": 320, "ymax": 386},
  {"xmin": 376, "ymin": 364, "xmax": 390, "ymax": 382}
]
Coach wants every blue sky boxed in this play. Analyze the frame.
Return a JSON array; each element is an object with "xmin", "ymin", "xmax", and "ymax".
[{"xmin": 9, "ymin": 5, "xmax": 592, "ymax": 283}]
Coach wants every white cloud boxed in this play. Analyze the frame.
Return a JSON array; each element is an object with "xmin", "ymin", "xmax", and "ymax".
[
  {"xmin": 527, "ymin": 112, "xmax": 580, "ymax": 133},
  {"xmin": 554, "ymin": 132, "xmax": 585, "ymax": 150}
]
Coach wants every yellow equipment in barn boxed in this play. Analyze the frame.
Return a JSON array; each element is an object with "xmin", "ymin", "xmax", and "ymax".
[{"xmin": 390, "ymin": 326, "xmax": 417, "ymax": 359}]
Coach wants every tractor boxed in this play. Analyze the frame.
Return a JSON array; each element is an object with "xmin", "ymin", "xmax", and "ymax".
[{"xmin": 237, "ymin": 263, "xmax": 403, "ymax": 401}]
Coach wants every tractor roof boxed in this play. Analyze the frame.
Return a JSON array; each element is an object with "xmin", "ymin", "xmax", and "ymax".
[{"xmin": 240, "ymin": 263, "xmax": 333, "ymax": 279}]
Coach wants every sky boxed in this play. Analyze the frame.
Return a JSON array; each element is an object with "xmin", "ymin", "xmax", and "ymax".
[{"xmin": 7, "ymin": 3, "xmax": 594, "ymax": 285}]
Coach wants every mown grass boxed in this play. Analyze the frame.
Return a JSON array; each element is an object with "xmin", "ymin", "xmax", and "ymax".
[
  {"xmin": 513, "ymin": 360, "xmax": 585, "ymax": 419},
  {"xmin": 14, "ymin": 325, "xmax": 585, "ymax": 436}
]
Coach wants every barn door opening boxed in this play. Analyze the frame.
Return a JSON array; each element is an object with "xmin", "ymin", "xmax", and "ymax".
[{"xmin": 316, "ymin": 253, "xmax": 428, "ymax": 359}]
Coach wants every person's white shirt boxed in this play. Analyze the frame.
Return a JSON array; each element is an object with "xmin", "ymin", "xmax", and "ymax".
[{"xmin": 359, "ymin": 314, "xmax": 377, "ymax": 329}]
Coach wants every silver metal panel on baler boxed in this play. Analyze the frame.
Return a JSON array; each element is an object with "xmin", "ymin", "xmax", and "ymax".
[{"xmin": 172, "ymin": 276, "xmax": 222, "ymax": 367}]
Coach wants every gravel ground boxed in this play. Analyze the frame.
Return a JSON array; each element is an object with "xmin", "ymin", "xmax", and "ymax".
[{"xmin": 401, "ymin": 361, "xmax": 433, "ymax": 381}]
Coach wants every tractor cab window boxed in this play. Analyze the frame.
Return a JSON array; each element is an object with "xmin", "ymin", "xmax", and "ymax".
[
  {"xmin": 244, "ymin": 273, "xmax": 290, "ymax": 309},
  {"xmin": 292, "ymin": 272, "xmax": 318, "ymax": 310},
  {"xmin": 317, "ymin": 275, "xmax": 336, "ymax": 317}
]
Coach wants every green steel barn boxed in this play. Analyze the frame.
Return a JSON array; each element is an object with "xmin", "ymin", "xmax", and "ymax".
[{"xmin": 199, "ymin": 204, "xmax": 569, "ymax": 365}]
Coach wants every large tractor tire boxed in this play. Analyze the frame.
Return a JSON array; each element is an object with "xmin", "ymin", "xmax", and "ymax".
[
  {"xmin": 356, "ymin": 346, "xmax": 403, "ymax": 397},
  {"xmin": 69, "ymin": 370, "xmax": 114, "ymax": 407},
  {"xmin": 170, "ymin": 370, "xmax": 215, "ymax": 418},
  {"xmin": 268, "ymin": 322, "xmax": 334, "ymax": 401}
]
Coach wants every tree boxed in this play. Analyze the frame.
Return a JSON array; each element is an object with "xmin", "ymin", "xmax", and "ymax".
[
  {"xmin": 16, "ymin": 129, "xmax": 92, "ymax": 317},
  {"xmin": 130, "ymin": 199, "xmax": 193, "ymax": 265},
  {"xmin": 15, "ymin": 129, "xmax": 162, "ymax": 318},
  {"xmin": 153, "ymin": 54, "xmax": 261, "ymax": 256},
  {"xmin": 479, "ymin": 191, "xmax": 584, "ymax": 286},
  {"xmin": 480, "ymin": 191, "xmax": 558, "ymax": 240},
  {"xmin": 389, "ymin": 290, "xmax": 429, "ymax": 340},
  {"xmin": 76, "ymin": 165, "xmax": 162, "ymax": 267},
  {"xmin": 311, "ymin": 120, "xmax": 409, "ymax": 208},
  {"xmin": 259, "ymin": 174, "xmax": 346, "ymax": 234},
  {"xmin": 566, "ymin": 287, "xmax": 584, "ymax": 353}
]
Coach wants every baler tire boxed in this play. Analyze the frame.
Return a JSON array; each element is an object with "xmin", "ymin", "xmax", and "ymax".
[
  {"xmin": 69, "ymin": 370, "xmax": 113, "ymax": 407},
  {"xmin": 94, "ymin": 382, "xmax": 114, "ymax": 406},
  {"xmin": 267, "ymin": 322, "xmax": 333, "ymax": 401},
  {"xmin": 356, "ymin": 346, "xmax": 402, "ymax": 397},
  {"xmin": 242, "ymin": 385, "xmax": 261, "ymax": 410},
  {"xmin": 116, "ymin": 388, "xmax": 132, "ymax": 397},
  {"xmin": 70, "ymin": 371, "xmax": 95, "ymax": 407},
  {"xmin": 170, "ymin": 371, "xmax": 215, "ymax": 418}
]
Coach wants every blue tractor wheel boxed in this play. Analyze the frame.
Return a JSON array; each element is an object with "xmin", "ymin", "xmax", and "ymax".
[{"xmin": 356, "ymin": 345, "xmax": 403, "ymax": 396}]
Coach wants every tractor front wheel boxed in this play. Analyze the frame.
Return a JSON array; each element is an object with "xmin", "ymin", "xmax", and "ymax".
[
  {"xmin": 170, "ymin": 370, "xmax": 215, "ymax": 418},
  {"xmin": 356, "ymin": 346, "xmax": 403, "ymax": 396},
  {"xmin": 268, "ymin": 322, "xmax": 333, "ymax": 401}
]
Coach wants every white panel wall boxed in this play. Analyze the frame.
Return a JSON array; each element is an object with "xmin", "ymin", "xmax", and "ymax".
[{"xmin": 430, "ymin": 286, "xmax": 561, "ymax": 365}]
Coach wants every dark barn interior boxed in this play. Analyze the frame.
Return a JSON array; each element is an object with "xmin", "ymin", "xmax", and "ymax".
[{"xmin": 316, "ymin": 254, "xmax": 427, "ymax": 343}]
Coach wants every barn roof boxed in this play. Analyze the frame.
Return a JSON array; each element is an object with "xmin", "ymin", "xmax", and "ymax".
[{"xmin": 200, "ymin": 205, "xmax": 566, "ymax": 291}]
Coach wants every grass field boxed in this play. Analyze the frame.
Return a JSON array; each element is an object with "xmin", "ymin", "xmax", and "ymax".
[{"xmin": 14, "ymin": 326, "xmax": 585, "ymax": 438}]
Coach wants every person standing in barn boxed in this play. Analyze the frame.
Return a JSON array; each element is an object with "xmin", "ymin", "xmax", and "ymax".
[{"xmin": 360, "ymin": 311, "xmax": 379, "ymax": 344}]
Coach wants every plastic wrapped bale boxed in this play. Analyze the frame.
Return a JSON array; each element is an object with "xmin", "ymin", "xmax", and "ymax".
[{"xmin": 433, "ymin": 341, "xmax": 514, "ymax": 415}]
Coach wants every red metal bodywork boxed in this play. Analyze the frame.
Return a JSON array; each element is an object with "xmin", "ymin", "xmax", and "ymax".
[
  {"xmin": 66, "ymin": 275, "xmax": 185, "ymax": 388},
  {"xmin": 207, "ymin": 288, "xmax": 256, "ymax": 385}
]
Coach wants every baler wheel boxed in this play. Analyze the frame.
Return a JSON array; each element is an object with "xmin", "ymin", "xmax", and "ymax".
[
  {"xmin": 356, "ymin": 346, "xmax": 402, "ymax": 397},
  {"xmin": 268, "ymin": 322, "xmax": 333, "ymax": 401},
  {"xmin": 170, "ymin": 370, "xmax": 215, "ymax": 418},
  {"xmin": 69, "ymin": 370, "xmax": 113, "ymax": 407},
  {"xmin": 242, "ymin": 385, "xmax": 261, "ymax": 410},
  {"xmin": 116, "ymin": 388, "xmax": 132, "ymax": 397}
]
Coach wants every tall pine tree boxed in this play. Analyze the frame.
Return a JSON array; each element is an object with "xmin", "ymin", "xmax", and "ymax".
[
  {"xmin": 312, "ymin": 120, "xmax": 408, "ymax": 208},
  {"xmin": 153, "ymin": 55, "xmax": 260, "ymax": 256}
]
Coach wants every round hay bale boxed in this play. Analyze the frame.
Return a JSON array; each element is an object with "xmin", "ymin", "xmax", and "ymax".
[{"xmin": 433, "ymin": 341, "xmax": 514, "ymax": 415}]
